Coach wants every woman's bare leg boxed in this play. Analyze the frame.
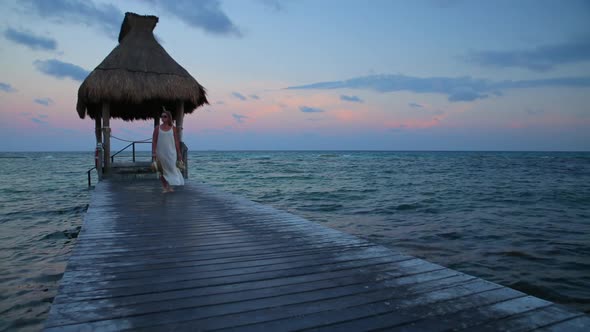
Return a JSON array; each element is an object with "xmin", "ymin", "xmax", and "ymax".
[{"xmin": 160, "ymin": 175, "xmax": 170, "ymax": 192}]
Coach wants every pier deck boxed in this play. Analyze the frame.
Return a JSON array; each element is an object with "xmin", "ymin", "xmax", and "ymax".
[{"xmin": 44, "ymin": 180, "xmax": 589, "ymax": 331}]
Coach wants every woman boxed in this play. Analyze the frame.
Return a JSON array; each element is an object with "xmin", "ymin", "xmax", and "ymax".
[{"xmin": 152, "ymin": 109, "xmax": 184, "ymax": 192}]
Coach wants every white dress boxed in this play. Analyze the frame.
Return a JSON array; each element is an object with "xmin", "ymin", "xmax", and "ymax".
[{"xmin": 156, "ymin": 127, "xmax": 184, "ymax": 186}]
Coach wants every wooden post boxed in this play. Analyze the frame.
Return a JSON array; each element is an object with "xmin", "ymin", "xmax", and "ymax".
[
  {"xmin": 95, "ymin": 116, "xmax": 103, "ymax": 180},
  {"xmin": 175, "ymin": 101, "xmax": 184, "ymax": 141},
  {"xmin": 102, "ymin": 102, "xmax": 111, "ymax": 172},
  {"xmin": 175, "ymin": 101, "xmax": 187, "ymax": 178},
  {"xmin": 181, "ymin": 142, "xmax": 188, "ymax": 179},
  {"xmin": 154, "ymin": 116, "xmax": 159, "ymax": 128},
  {"xmin": 95, "ymin": 116, "xmax": 102, "ymax": 144}
]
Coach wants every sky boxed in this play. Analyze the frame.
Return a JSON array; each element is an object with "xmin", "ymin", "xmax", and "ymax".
[{"xmin": 1, "ymin": 0, "xmax": 589, "ymax": 151}]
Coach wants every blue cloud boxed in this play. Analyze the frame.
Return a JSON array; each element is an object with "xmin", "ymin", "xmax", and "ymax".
[
  {"xmin": 493, "ymin": 77, "xmax": 590, "ymax": 89},
  {"xmin": 249, "ymin": 94, "xmax": 260, "ymax": 100},
  {"xmin": 464, "ymin": 39, "xmax": 590, "ymax": 71},
  {"xmin": 448, "ymin": 88, "xmax": 488, "ymax": 102},
  {"xmin": 4, "ymin": 28, "xmax": 57, "ymax": 51},
  {"xmin": 25, "ymin": 0, "xmax": 122, "ymax": 39},
  {"xmin": 150, "ymin": 0, "xmax": 242, "ymax": 37},
  {"xmin": 34, "ymin": 59, "xmax": 89, "ymax": 81},
  {"xmin": 31, "ymin": 117, "xmax": 47, "ymax": 124},
  {"xmin": 34, "ymin": 97, "xmax": 54, "ymax": 106},
  {"xmin": 340, "ymin": 95, "xmax": 363, "ymax": 103},
  {"xmin": 258, "ymin": 0, "xmax": 286, "ymax": 12},
  {"xmin": 299, "ymin": 106, "xmax": 325, "ymax": 113},
  {"xmin": 0, "ymin": 82, "xmax": 17, "ymax": 93},
  {"xmin": 232, "ymin": 92, "xmax": 247, "ymax": 101},
  {"xmin": 287, "ymin": 74, "xmax": 492, "ymax": 102},
  {"xmin": 287, "ymin": 74, "xmax": 590, "ymax": 102},
  {"xmin": 409, "ymin": 102, "xmax": 423, "ymax": 108},
  {"xmin": 232, "ymin": 113, "xmax": 248, "ymax": 123}
]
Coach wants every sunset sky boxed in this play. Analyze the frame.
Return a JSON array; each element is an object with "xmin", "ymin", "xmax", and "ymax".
[{"xmin": 1, "ymin": 0, "xmax": 589, "ymax": 151}]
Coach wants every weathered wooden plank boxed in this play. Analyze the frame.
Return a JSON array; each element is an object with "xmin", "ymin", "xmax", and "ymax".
[
  {"xmin": 384, "ymin": 296, "xmax": 553, "ymax": 331},
  {"xmin": 459, "ymin": 304, "xmax": 584, "ymax": 332},
  {"xmin": 54, "ymin": 256, "xmax": 438, "ymax": 303},
  {"xmin": 44, "ymin": 180, "xmax": 589, "ymax": 331},
  {"xmin": 63, "ymin": 237, "xmax": 370, "ymax": 271},
  {"xmin": 75, "ymin": 215, "xmax": 330, "ymax": 236},
  {"xmin": 68, "ymin": 236, "xmax": 364, "ymax": 263},
  {"xmin": 53, "ymin": 256, "xmax": 415, "ymax": 302},
  {"xmin": 65, "ymin": 236, "xmax": 366, "ymax": 266},
  {"xmin": 50, "ymin": 264, "xmax": 452, "ymax": 320},
  {"xmin": 206, "ymin": 286, "xmax": 523, "ymax": 332},
  {"xmin": 46, "ymin": 269, "xmax": 484, "ymax": 330},
  {"xmin": 73, "ymin": 223, "xmax": 342, "ymax": 245},
  {"xmin": 533, "ymin": 315, "xmax": 590, "ymax": 332},
  {"xmin": 57, "ymin": 243, "xmax": 375, "ymax": 284},
  {"xmin": 68, "ymin": 229, "xmax": 368, "ymax": 257},
  {"xmin": 72, "ymin": 229, "xmax": 364, "ymax": 254},
  {"xmin": 70, "ymin": 217, "xmax": 364, "ymax": 257},
  {"xmin": 58, "ymin": 247, "xmax": 405, "ymax": 291},
  {"xmin": 61, "ymin": 247, "xmax": 381, "ymax": 283},
  {"xmin": 52, "ymin": 266, "xmax": 456, "ymax": 321},
  {"xmin": 59, "ymin": 244, "xmax": 382, "ymax": 284},
  {"xmin": 47, "ymin": 261, "xmax": 451, "ymax": 326},
  {"xmin": 79, "ymin": 221, "xmax": 354, "ymax": 244}
]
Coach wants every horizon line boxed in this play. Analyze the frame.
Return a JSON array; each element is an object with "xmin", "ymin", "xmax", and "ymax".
[{"xmin": 1, "ymin": 149, "xmax": 589, "ymax": 153}]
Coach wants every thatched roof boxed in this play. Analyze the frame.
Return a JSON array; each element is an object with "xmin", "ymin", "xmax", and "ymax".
[{"xmin": 77, "ymin": 12, "xmax": 208, "ymax": 121}]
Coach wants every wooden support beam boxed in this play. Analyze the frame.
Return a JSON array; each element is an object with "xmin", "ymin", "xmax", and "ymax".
[
  {"xmin": 175, "ymin": 101, "xmax": 184, "ymax": 142},
  {"xmin": 95, "ymin": 116, "xmax": 103, "ymax": 180},
  {"xmin": 102, "ymin": 103, "xmax": 111, "ymax": 171},
  {"xmin": 175, "ymin": 101, "xmax": 187, "ymax": 178},
  {"xmin": 95, "ymin": 116, "xmax": 102, "ymax": 144}
]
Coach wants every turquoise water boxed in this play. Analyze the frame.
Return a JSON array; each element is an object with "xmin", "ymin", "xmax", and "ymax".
[
  {"xmin": 0, "ymin": 152, "xmax": 92, "ymax": 331},
  {"xmin": 1, "ymin": 151, "xmax": 589, "ymax": 330}
]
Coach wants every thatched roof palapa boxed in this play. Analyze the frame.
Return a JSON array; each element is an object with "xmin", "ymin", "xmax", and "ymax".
[{"xmin": 77, "ymin": 12, "xmax": 208, "ymax": 121}]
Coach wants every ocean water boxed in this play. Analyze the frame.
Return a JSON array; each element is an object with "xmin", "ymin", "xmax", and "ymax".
[{"xmin": 1, "ymin": 151, "xmax": 589, "ymax": 330}]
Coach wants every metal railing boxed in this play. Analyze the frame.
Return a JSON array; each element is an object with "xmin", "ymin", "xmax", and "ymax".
[
  {"xmin": 87, "ymin": 140, "xmax": 152, "ymax": 187},
  {"xmin": 110, "ymin": 141, "xmax": 151, "ymax": 163},
  {"xmin": 87, "ymin": 166, "xmax": 96, "ymax": 187}
]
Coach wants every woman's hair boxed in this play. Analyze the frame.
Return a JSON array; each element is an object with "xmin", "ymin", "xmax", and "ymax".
[{"xmin": 161, "ymin": 109, "xmax": 173, "ymax": 126}]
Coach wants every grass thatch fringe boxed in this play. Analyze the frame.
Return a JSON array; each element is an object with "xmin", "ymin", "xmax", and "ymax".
[{"xmin": 77, "ymin": 69, "xmax": 207, "ymax": 120}]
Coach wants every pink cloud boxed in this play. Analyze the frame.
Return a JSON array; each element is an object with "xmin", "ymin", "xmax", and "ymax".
[
  {"xmin": 508, "ymin": 122, "xmax": 526, "ymax": 129},
  {"xmin": 249, "ymin": 103, "xmax": 284, "ymax": 118},
  {"xmin": 182, "ymin": 89, "xmax": 495, "ymax": 135},
  {"xmin": 333, "ymin": 109, "xmax": 363, "ymax": 122},
  {"xmin": 384, "ymin": 116, "xmax": 444, "ymax": 130}
]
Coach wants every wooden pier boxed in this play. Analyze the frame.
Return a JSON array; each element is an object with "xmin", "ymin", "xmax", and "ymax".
[{"xmin": 44, "ymin": 180, "xmax": 589, "ymax": 331}]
